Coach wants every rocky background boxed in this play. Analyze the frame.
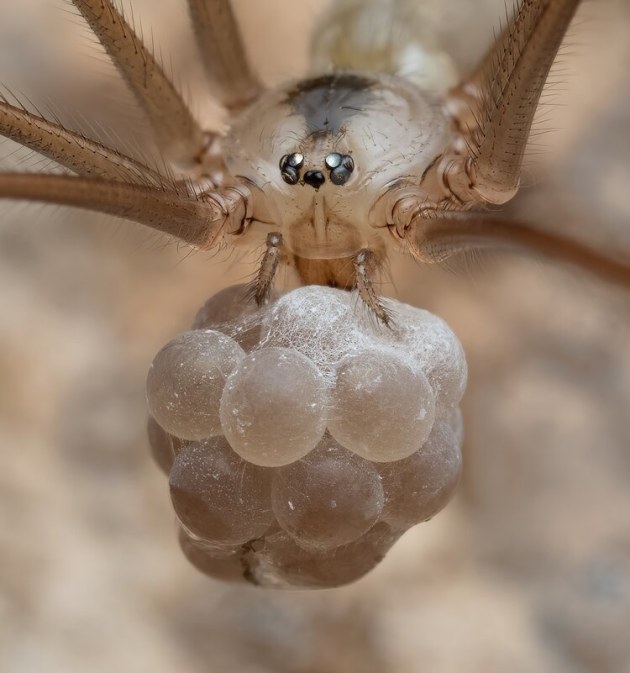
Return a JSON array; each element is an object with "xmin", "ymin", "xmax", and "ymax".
[{"xmin": 0, "ymin": 1, "xmax": 629, "ymax": 672}]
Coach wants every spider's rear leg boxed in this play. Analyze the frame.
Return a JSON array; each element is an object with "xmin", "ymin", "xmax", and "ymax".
[{"xmin": 187, "ymin": 0, "xmax": 264, "ymax": 111}]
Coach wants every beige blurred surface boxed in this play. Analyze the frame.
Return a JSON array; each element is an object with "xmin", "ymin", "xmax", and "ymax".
[{"xmin": 1, "ymin": 1, "xmax": 629, "ymax": 672}]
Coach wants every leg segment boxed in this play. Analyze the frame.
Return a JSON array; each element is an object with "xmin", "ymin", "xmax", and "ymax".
[
  {"xmin": 442, "ymin": 0, "xmax": 582, "ymax": 206},
  {"xmin": 252, "ymin": 232, "xmax": 283, "ymax": 306},
  {"xmin": 410, "ymin": 211, "xmax": 630, "ymax": 288},
  {"xmin": 0, "ymin": 173, "xmax": 249, "ymax": 249},
  {"xmin": 186, "ymin": 0, "xmax": 263, "ymax": 111},
  {"xmin": 0, "ymin": 98, "xmax": 165, "ymax": 185},
  {"xmin": 353, "ymin": 249, "xmax": 392, "ymax": 326},
  {"xmin": 71, "ymin": 0, "xmax": 204, "ymax": 165}
]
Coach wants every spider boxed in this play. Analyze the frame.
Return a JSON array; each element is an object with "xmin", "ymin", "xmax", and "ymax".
[
  {"xmin": 0, "ymin": 0, "xmax": 629, "ymax": 659},
  {"xmin": 0, "ymin": 0, "xmax": 628, "ymax": 328}
]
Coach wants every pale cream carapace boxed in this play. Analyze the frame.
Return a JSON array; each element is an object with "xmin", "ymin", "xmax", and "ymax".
[{"xmin": 0, "ymin": 0, "xmax": 628, "ymax": 322}]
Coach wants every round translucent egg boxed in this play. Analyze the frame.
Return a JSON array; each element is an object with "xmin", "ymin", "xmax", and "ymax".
[
  {"xmin": 146, "ymin": 330, "xmax": 245, "ymax": 441},
  {"xmin": 169, "ymin": 436, "xmax": 274, "ymax": 546},
  {"xmin": 146, "ymin": 415, "xmax": 185, "ymax": 474},
  {"xmin": 260, "ymin": 286, "xmax": 367, "ymax": 382},
  {"xmin": 272, "ymin": 435, "xmax": 384, "ymax": 551},
  {"xmin": 328, "ymin": 347, "xmax": 436, "ymax": 462},
  {"xmin": 219, "ymin": 347, "xmax": 328, "ymax": 467},
  {"xmin": 250, "ymin": 523, "xmax": 401, "ymax": 589},
  {"xmin": 386, "ymin": 303, "xmax": 467, "ymax": 409},
  {"xmin": 178, "ymin": 528, "xmax": 247, "ymax": 584},
  {"xmin": 192, "ymin": 283, "xmax": 274, "ymax": 351},
  {"xmin": 377, "ymin": 411, "xmax": 463, "ymax": 529}
]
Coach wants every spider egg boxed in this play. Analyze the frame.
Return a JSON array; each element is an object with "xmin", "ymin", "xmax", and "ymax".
[
  {"xmin": 271, "ymin": 436, "xmax": 384, "ymax": 551},
  {"xmin": 178, "ymin": 528, "xmax": 247, "ymax": 584},
  {"xmin": 250, "ymin": 523, "xmax": 401, "ymax": 589},
  {"xmin": 260, "ymin": 286, "xmax": 366, "ymax": 382},
  {"xmin": 146, "ymin": 329, "xmax": 245, "ymax": 441},
  {"xmin": 328, "ymin": 348, "xmax": 436, "ymax": 462},
  {"xmin": 169, "ymin": 436, "xmax": 274, "ymax": 546},
  {"xmin": 219, "ymin": 347, "xmax": 328, "ymax": 467},
  {"xmin": 192, "ymin": 283, "xmax": 275, "ymax": 351},
  {"xmin": 192, "ymin": 284, "xmax": 255, "ymax": 329},
  {"xmin": 387, "ymin": 303, "xmax": 468, "ymax": 410},
  {"xmin": 377, "ymin": 410, "xmax": 463, "ymax": 529},
  {"xmin": 146, "ymin": 415, "xmax": 186, "ymax": 474},
  {"xmin": 146, "ymin": 284, "xmax": 468, "ymax": 588}
]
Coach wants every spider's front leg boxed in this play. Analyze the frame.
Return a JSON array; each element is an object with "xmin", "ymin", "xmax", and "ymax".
[
  {"xmin": 70, "ymin": 0, "xmax": 263, "ymax": 172},
  {"xmin": 439, "ymin": 0, "xmax": 584, "ymax": 208},
  {"xmin": 382, "ymin": 0, "xmax": 629, "ymax": 287},
  {"xmin": 0, "ymin": 0, "xmax": 262, "ymax": 255}
]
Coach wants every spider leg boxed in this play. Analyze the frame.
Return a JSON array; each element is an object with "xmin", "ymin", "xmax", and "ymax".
[
  {"xmin": 376, "ymin": 1, "xmax": 629, "ymax": 290},
  {"xmin": 186, "ymin": 0, "xmax": 263, "ymax": 111},
  {"xmin": 444, "ymin": 7, "xmax": 516, "ymax": 143},
  {"xmin": 353, "ymin": 249, "xmax": 392, "ymax": 327},
  {"xmin": 0, "ymin": 98, "xmax": 165, "ymax": 186},
  {"xmin": 71, "ymin": 0, "xmax": 205, "ymax": 166},
  {"xmin": 408, "ymin": 211, "xmax": 630, "ymax": 289},
  {"xmin": 440, "ymin": 0, "xmax": 582, "ymax": 206},
  {"xmin": 249, "ymin": 232, "xmax": 283, "ymax": 307},
  {"xmin": 0, "ymin": 173, "xmax": 249, "ymax": 249}
]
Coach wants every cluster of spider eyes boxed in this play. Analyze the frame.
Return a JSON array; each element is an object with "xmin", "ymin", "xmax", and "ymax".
[
  {"xmin": 279, "ymin": 152, "xmax": 355, "ymax": 187},
  {"xmin": 146, "ymin": 285, "xmax": 466, "ymax": 588}
]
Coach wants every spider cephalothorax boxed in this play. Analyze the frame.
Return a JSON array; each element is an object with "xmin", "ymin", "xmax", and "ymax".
[{"xmin": 0, "ymin": 0, "xmax": 628, "ymax": 325}]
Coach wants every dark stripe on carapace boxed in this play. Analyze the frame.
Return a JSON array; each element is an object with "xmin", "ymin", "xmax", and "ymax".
[{"xmin": 284, "ymin": 73, "xmax": 377, "ymax": 135}]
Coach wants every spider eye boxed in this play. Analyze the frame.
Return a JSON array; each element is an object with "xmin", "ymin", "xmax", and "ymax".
[
  {"xmin": 281, "ymin": 166, "xmax": 299, "ymax": 185},
  {"xmin": 280, "ymin": 153, "xmax": 304, "ymax": 185},
  {"xmin": 286, "ymin": 153, "xmax": 304, "ymax": 168},
  {"xmin": 325, "ymin": 153, "xmax": 342, "ymax": 169},
  {"xmin": 303, "ymin": 170, "xmax": 326, "ymax": 189},
  {"xmin": 327, "ymin": 154, "xmax": 354, "ymax": 185}
]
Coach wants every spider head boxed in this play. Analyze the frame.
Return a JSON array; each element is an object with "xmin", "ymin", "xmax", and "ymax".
[{"xmin": 223, "ymin": 73, "xmax": 449, "ymax": 259}]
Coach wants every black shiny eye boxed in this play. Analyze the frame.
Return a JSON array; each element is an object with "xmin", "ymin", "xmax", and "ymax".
[
  {"xmin": 326, "ymin": 153, "xmax": 354, "ymax": 185},
  {"xmin": 303, "ymin": 170, "xmax": 326, "ymax": 189},
  {"xmin": 330, "ymin": 167, "xmax": 351, "ymax": 185},
  {"xmin": 341, "ymin": 155, "xmax": 354, "ymax": 172},
  {"xmin": 280, "ymin": 153, "xmax": 305, "ymax": 185},
  {"xmin": 281, "ymin": 166, "xmax": 299, "ymax": 185}
]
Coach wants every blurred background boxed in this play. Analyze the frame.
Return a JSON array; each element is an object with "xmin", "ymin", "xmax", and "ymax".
[{"xmin": 0, "ymin": 1, "xmax": 629, "ymax": 671}]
